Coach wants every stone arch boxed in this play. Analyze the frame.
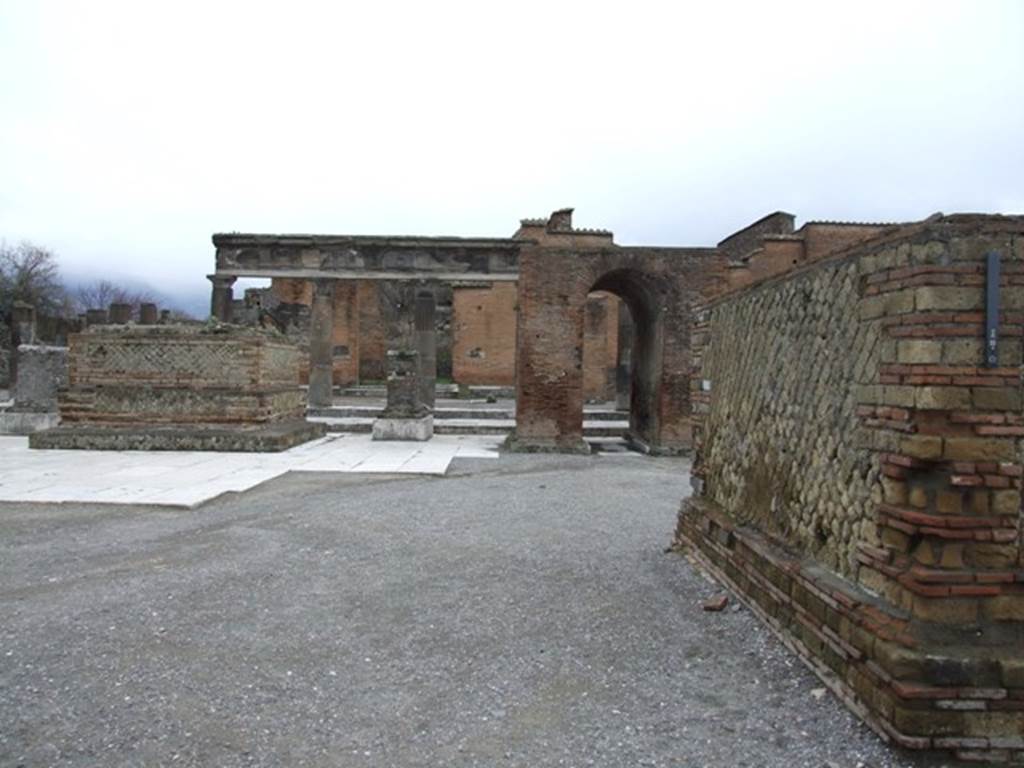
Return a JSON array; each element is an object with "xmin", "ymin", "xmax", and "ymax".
[{"xmin": 511, "ymin": 245, "xmax": 697, "ymax": 454}]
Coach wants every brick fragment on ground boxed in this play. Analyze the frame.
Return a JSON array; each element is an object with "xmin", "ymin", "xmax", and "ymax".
[{"xmin": 703, "ymin": 594, "xmax": 729, "ymax": 612}]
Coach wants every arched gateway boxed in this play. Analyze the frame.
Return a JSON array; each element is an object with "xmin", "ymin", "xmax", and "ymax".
[{"xmin": 509, "ymin": 235, "xmax": 720, "ymax": 455}]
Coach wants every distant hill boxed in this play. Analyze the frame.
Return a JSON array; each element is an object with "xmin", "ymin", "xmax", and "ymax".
[{"xmin": 61, "ymin": 268, "xmax": 209, "ymax": 320}]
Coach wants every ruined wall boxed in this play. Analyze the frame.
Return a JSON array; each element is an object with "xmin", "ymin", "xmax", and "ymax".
[
  {"xmin": 680, "ymin": 215, "xmax": 1024, "ymax": 760},
  {"xmin": 696, "ymin": 249, "xmax": 877, "ymax": 577},
  {"xmin": 452, "ymin": 283, "xmax": 518, "ymax": 386}
]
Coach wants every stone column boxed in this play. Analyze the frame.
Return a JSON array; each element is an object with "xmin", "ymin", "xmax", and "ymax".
[
  {"xmin": 139, "ymin": 303, "xmax": 158, "ymax": 324},
  {"xmin": 159, "ymin": 309, "xmax": 171, "ymax": 324},
  {"xmin": 415, "ymin": 291, "xmax": 437, "ymax": 410},
  {"xmin": 208, "ymin": 274, "xmax": 237, "ymax": 323},
  {"xmin": 108, "ymin": 303, "xmax": 132, "ymax": 324},
  {"xmin": 85, "ymin": 309, "xmax": 108, "ymax": 326},
  {"xmin": 307, "ymin": 279, "xmax": 336, "ymax": 408}
]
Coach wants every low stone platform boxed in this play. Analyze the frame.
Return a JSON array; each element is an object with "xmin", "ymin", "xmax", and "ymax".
[
  {"xmin": 32, "ymin": 323, "xmax": 318, "ymax": 452},
  {"xmin": 30, "ymin": 420, "xmax": 324, "ymax": 452}
]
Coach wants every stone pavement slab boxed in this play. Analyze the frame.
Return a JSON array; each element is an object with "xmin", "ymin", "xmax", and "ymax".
[{"xmin": 0, "ymin": 433, "xmax": 503, "ymax": 508}]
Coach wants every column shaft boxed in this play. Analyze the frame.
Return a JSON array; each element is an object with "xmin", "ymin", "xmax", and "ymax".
[{"xmin": 308, "ymin": 279, "xmax": 336, "ymax": 408}]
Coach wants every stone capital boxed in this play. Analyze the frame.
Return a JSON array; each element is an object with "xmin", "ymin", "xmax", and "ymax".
[{"xmin": 207, "ymin": 274, "xmax": 237, "ymax": 288}]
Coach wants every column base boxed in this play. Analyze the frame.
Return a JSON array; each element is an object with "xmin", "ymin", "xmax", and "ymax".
[{"xmin": 372, "ymin": 414, "xmax": 434, "ymax": 441}]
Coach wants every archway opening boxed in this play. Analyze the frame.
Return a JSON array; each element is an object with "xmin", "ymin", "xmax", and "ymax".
[{"xmin": 585, "ymin": 268, "xmax": 663, "ymax": 452}]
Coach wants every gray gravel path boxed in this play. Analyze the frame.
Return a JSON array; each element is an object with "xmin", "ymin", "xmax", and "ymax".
[{"xmin": 1, "ymin": 454, "xmax": 940, "ymax": 767}]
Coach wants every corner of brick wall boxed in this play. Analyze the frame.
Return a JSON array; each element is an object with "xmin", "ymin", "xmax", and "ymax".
[{"xmin": 680, "ymin": 220, "xmax": 1024, "ymax": 761}]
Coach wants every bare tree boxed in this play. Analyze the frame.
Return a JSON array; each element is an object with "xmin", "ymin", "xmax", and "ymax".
[
  {"xmin": 0, "ymin": 241, "xmax": 69, "ymax": 319},
  {"xmin": 73, "ymin": 279, "xmax": 155, "ymax": 316}
]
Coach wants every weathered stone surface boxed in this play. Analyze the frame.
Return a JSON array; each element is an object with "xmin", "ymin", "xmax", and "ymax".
[
  {"xmin": 698, "ymin": 257, "xmax": 876, "ymax": 576},
  {"xmin": 12, "ymin": 345, "xmax": 67, "ymax": 413}
]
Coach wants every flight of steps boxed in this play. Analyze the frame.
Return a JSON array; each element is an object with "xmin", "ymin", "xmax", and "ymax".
[{"xmin": 307, "ymin": 403, "xmax": 630, "ymax": 440}]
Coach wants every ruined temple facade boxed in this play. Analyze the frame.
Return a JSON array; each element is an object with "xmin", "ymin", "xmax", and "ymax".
[
  {"xmin": 220, "ymin": 212, "xmax": 627, "ymax": 402},
  {"xmin": 210, "ymin": 208, "xmax": 903, "ymax": 454}
]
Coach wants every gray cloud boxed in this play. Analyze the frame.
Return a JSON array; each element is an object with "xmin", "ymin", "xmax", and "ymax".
[{"xmin": 1, "ymin": 0, "xmax": 1021, "ymax": 305}]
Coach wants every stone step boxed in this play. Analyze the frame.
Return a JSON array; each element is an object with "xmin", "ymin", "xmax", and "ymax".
[
  {"xmin": 308, "ymin": 406, "xmax": 627, "ymax": 422},
  {"xmin": 307, "ymin": 416, "xmax": 630, "ymax": 438},
  {"xmin": 336, "ymin": 384, "xmax": 461, "ymax": 398}
]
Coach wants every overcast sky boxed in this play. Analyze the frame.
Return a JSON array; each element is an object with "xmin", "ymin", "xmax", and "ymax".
[{"xmin": 1, "ymin": 0, "xmax": 1022, "ymax": 308}]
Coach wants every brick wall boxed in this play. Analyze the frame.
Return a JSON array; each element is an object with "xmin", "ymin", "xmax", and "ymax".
[
  {"xmin": 451, "ymin": 283, "xmax": 518, "ymax": 386},
  {"xmin": 681, "ymin": 214, "xmax": 1024, "ymax": 760},
  {"xmin": 582, "ymin": 292, "xmax": 620, "ymax": 402}
]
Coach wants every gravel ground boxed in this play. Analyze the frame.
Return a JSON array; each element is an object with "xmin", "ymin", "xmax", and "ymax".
[{"xmin": 0, "ymin": 453, "xmax": 943, "ymax": 767}]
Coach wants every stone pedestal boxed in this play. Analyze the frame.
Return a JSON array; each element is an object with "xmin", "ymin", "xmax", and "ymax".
[
  {"xmin": 139, "ymin": 303, "xmax": 158, "ymax": 324},
  {"xmin": 108, "ymin": 303, "xmax": 132, "ymax": 324},
  {"xmin": 0, "ymin": 344, "xmax": 67, "ymax": 435},
  {"xmin": 85, "ymin": 309, "xmax": 108, "ymax": 326},
  {"xmin": 373, "ymin": 349, "xmax": 433, "ymax": 441}
]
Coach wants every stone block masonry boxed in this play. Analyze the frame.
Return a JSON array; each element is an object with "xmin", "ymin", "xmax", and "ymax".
[
  {"xmin": 679, "ymin": 214, "xmax": 1024, "ymax": 762},
  {"xmin": 31, "ymin": 324, "xmax": 324, "ymax": 451}
]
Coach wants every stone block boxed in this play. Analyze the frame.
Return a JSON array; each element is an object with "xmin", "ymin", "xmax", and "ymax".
[
  {"xmin": 898, "ymin": 340, "xmax": 943, "ymax": 364},
  {"xmin": 859, "ymin": 290, "xmax": 914, "ymax": 320},
  {"xmin": 991, "ymin": 490, "xmax": 1021, "ymax": 515},
  {"xmin": 882, "ymin": 386, "xmax": 917, "ymax": 408},
  {"xmin": 372, "ymin": 414, "xmax": 433, "ymax": 441},
  {"xmin": 973, "ymin": 387, "xmax": 1022, "ymax": 411},
  {"xmin": 944, "ymin": 437, "xmax": 1018, "ymax": 462},
  {"xmin": 900, "ymin": 435, "xmax": 943, "ymax": 460},
  {"xmin": 915, "ymin": 286, "xmax": 983, "ymax": 312},
  {"xmin": 942, "ymin": 339, "xmax": 984, "ymax": 365},
  {"xmin": 915, "ymin": 386, "xmax": 971, "ymax": 410}
]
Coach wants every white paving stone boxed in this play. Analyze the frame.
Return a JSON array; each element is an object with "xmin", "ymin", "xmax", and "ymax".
[{"xmin": 0, "ymin": 433, "xmax": 502, "ymax": 508}]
